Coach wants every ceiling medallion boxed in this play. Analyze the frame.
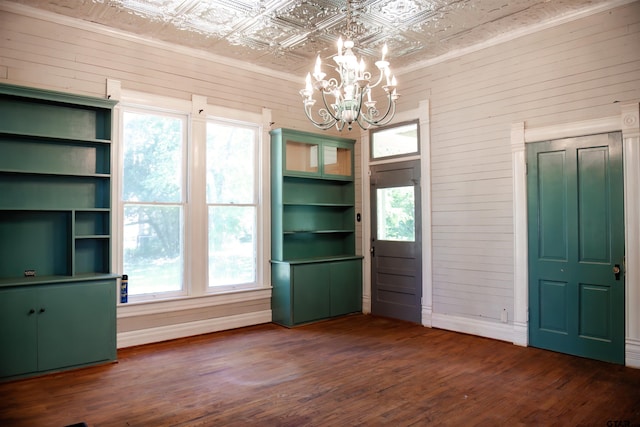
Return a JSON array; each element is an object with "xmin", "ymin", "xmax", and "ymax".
[{"xmin": 299, "ymin": 0, "xmax": 399, "ymax": 131}]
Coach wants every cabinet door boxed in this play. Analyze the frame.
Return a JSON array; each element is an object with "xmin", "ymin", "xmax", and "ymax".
[
  {"xmin": 330, "ymin": 260, "xmax": 362, "ymax": 316},
  {"xmin": 0, "ymin": 287, "xmax": 38, "ymax": 377},
  {"xmin": 37, "ymin": 281, "xmax": 116, "ymax": 371},
  {"xmin": 322, "ymin": 143, "xmax": 353, "ymax": 179},
  {"xmin": 284, "ymin": 139, "xmax": 320, "ymax": 177},
  {"xmin": 292, "ymin": 263, "xmax": 331, "ymax": 324}
]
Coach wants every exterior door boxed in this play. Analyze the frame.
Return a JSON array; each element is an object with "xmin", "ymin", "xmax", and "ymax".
[
  {"xmin": 527, "ymin": 132, "xmax": 624, "ymax": 364},
  {"xmin": 370, "ymin": 160, "xmax": 422, "ymax": 323}
]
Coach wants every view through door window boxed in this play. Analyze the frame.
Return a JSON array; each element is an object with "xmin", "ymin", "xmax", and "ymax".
[{"xmin": 376, "ymin": 186, "xmax": 415, "ymax": 242}]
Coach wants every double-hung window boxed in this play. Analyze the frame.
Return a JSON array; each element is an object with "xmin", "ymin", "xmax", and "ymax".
[{"xmin": 118, "ymin": 94, "xmax": 264, "ymax": 302}]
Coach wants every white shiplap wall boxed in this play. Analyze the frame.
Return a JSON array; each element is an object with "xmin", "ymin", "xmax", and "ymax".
[{"xmin": 398, "ymin": 1, "xmax": 640, "ymax": 329}]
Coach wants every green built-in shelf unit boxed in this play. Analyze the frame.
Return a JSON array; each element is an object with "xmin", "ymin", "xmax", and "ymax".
[
  {"xmin": 0, "ymin": 83, "xmax": 118, "ymax": 380},
  {"xmin": 270, "ymin": 128, "xmax": 362, "ymax": 327}
]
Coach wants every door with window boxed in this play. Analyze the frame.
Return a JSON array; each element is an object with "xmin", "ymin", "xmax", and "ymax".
[
  {"xmin": 527, "ymin": 132, "xmax": 624, "ymax": 364},
  {"xmin": 370, "ymin": 160, "xmax": 422, "ymax": 323}
]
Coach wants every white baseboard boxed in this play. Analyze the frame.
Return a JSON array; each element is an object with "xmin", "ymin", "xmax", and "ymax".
[
  {"xmin": 117, "ymin": 310, "xmax": 272, "ymax": 349},
  {"xmin": 513, "ymin": 321, "xmax": 528, "ymax": 347},
  {"xmin": 431, "ymin": 313, "xmax": 514, "ymax": 343},
  {"xmin": 421, "ymin": 305, "xmax": 432, "ymax": 327},
  {"xmin": 362, "ymin": 295, "xmax": 371, "ymax": 314},
  {"xmin": 626, "ymin": 338, "xmax": 640, "ymax": 368}
]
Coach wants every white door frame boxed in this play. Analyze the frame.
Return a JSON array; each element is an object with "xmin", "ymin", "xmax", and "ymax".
[
  {"xmin": 511, "ymin": 103, "xmax": 640, "ymax": 367},
  {"xmin": 360, "ymin": 100, "xmax": 433, "ymax": 326}
]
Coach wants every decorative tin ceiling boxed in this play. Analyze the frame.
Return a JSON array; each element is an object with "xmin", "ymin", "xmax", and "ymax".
[{"xmin": 8, "ymin": 0, "xmax": 612, "ymax": 74}]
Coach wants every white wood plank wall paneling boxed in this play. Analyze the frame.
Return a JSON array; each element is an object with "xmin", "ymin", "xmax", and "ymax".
[{"xmin": 397, "ymin": 1, "xmax": 640, "ymax": 332}]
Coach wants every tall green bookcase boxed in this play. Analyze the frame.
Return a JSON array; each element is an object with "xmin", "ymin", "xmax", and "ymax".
[
  {"xmin": 0, "ymin": 83, "xmax": 118, "ymax": 380},
  {"xmin": 270, "ymin": 128, "xmax": 362, "ymax": 327}
]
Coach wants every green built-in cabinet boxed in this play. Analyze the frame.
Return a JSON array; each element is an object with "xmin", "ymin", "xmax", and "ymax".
[
  {"xmin": 0, "ymin": 83, "xmax": 118, "ymax": 380},
  {"xmin": 270, "ymin": 128, "xmax": 362, "ymax": 327}
]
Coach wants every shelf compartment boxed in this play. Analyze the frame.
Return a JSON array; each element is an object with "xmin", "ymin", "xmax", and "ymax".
[
  {"xmin": 0, "ymin": 175, "xmax": 110, "ymax": 209},
  {"xmin": 0, "ymin": 211, "xmax": 71, "ymax": 279},
  {"xmin": 0, "ymin": 95, "xmax": 113, "ymax": 140},
  {"xmin": 283, "ymin": 177, "xmax": 354, "ymax": 205},
  {"xmin": 283, "ymin": 230, "xmax": 355, "ymax": 234},
  {"xmin": 75, "ymin": 211, "xmax": 109, "ymax": 237},
  {"xmin": 282, "ymin": 232, "xmax": 355, "ymax": 260},
  {"xmin": 74, "ymin": 238, "xmax": 109, "ymax": 275},
  {"xmin": 0, "ymin": 135, "xmax": 110, "ymax": 175},
  {"xmin": 283, "ymin": 205, "xmax": 354, "ymax": 232}
]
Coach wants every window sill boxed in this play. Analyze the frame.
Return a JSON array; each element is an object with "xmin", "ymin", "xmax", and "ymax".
[{"xmin": 117, "ymin": 286, "xmax": 272, "ymax": 318}]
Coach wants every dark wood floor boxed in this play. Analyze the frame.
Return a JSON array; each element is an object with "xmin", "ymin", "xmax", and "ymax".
[{"xmin": 1, "ymin": 314, "xmax": 639, "ymax": 427}]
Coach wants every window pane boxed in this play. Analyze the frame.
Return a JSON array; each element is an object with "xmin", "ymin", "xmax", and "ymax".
[
  {"xmin": 206, "ymin": 123, "xmax": 256, "ymax": 204},
  {"xmin": 123, "ymin": 111, "xmax": 183, "ymax": 203},
  {"xmin": 123, "ymin": 205, "xmax": 183, "ymax": 295},
  {"xmin": 371, "ymin": 122, "xmax": 418, "ymax": 159},
  {"xmin": 377, "ymin": 186, "xmax": 415, "ymax": 242},
  {"xmin": 208, "ymin": 206, "xmax": 256, "ymax": 286}
]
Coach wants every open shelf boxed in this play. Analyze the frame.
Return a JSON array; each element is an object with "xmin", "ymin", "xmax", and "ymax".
[
  {"xmin": 0, "ymin": 210, "xmax": 72, "ymax": 279},
  {"xmin": 0, "ymin": 134, "xmax": 110, "ymax": 176},
  {"xmin": 75, "ymin": 210, "xmax": 109, "ymax": 237},
  {"xmin": 0, "ymin": 94, "xmax": 114, "ymax": 141},
  {"xmin": 0, "ymin": 174, "xmax": 110, "ymax": 210}
]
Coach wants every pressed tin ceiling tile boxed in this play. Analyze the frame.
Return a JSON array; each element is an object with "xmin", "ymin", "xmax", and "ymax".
[{"xmin": 6, "ymin": 0, "xmax": 611, "ymax": 74}]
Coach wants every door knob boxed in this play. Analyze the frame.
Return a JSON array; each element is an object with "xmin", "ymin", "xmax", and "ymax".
[{"xmin": 613, "ymin": 264, "xmax": 621, "ymax": 281}]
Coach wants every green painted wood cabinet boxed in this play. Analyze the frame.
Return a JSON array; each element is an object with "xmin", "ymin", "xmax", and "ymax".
[
  {"xmin": 270, "ymin": 128, "xmax": 362, "ymax": 327},
  {"xmin": 0, "ymin": 281, "xmax": 116, "ymax": 378},
  {"xmin": 0, "ymin": 83, "xmax": 118, "ymax": 380}
]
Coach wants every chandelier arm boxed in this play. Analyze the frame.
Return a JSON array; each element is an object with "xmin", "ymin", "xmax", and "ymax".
[
  {"xmin": 369, "ymin": 69, "xmax": 386, "ymax": 89},
  {"xmin": 355, "ymin": 113, "xmax": 372, "ymax": 130},
  {"xmin": 302, "ymin": 103, "xmax": 338, "ymax": 130},
  {"xmin": 319, "ymin": 89, "xmax": 342, "ymax": 122},
  {"xmin": 359, "ymin": 91, "xmax": 396, "ymax": 127}
]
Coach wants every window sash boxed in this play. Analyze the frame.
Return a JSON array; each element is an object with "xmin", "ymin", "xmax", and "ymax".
[
  {"xmin": 206, "ymin": 120, "xmax": 260, "ymax": 290},
  {"xmin": 120, "ymin": 108, "xmax": 188, "ymax": 300}
]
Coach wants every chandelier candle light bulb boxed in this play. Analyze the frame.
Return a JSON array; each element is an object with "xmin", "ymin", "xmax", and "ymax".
[{"xmin": 299, "ymin": 21, "xmax": 398, "ymax": 131}]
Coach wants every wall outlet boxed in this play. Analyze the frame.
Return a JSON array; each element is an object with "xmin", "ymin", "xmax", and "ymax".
[{"xmin": 501, "ymin": 309, "xmax": 508, "ymax": 323}]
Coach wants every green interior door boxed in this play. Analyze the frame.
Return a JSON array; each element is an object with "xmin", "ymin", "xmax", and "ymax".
[{"xmin": 527, "ymin": 132, "xmax": 624, "ymax": 364}]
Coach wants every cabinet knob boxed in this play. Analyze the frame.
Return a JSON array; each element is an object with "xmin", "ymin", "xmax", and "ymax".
[
  {"xmin": 39, "ymin": 308, "xmax": 46, "ymax": 314},
  {"xmin": 28, "ymin": 308, "xmax": 35, "ymax": 315}
]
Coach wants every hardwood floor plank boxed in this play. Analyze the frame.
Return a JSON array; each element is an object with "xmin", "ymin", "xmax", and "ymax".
[{"xmin": 1, "ymin": 314, "xmax": 639, "ymax": 426}]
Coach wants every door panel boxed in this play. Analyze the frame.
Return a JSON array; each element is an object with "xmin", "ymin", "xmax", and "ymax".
[
  {"xmin": 0, "ymin": 287, "xmax": 38, "ymax": 377},
  {"xmin": 292, "ymin": 263, "xmax": 330, "ymax": 324},
  {"xmin": 38, "ymin": 282, "xmax": 115, "ymax": 371},
  {"xmin": 528, "ymin": 132, "xmax": 624, "ymax": 364},
  {"xmin": 370, "ymin": 160, "xmax": 422, "ymax": 323}
]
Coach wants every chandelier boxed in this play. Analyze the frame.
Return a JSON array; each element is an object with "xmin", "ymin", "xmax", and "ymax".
[{"xmin": 299, "ymin": 0, "xmax": 399, "ymax": 131}]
